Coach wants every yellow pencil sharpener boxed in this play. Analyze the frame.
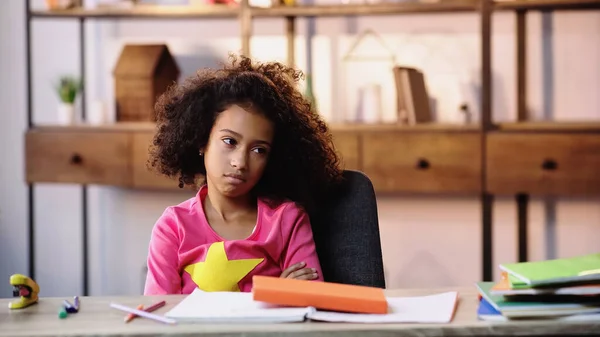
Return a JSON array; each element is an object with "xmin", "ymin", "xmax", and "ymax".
[{"xmin": 9, "ymin": 274, "xmax": 40, "ymax": 310}]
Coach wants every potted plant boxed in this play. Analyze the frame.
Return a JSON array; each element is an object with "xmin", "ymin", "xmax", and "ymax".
[{"xmin": 55, "ymin": 75, "xmax": 82, "ymax": 125}]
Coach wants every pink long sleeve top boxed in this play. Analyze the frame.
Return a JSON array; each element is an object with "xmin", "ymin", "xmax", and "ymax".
[{"xmin": 143, "ymin": 185, "xmax": 323, "ymax": 295}]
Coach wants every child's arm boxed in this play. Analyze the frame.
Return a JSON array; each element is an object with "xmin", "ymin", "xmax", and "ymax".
[
  {"xmin": 144, "ymin": 208, "xmax": 182, "ymax": 295},
  {"xmin": 281, "ymin": 205, "xmax": 324, "ymax": 281}
]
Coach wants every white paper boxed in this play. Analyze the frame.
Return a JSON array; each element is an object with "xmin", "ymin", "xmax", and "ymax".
[
  {"xmin": 307, "ymin": 291, "xmax": 459, "ymax": 323},
  {"xmin": 165, "ymin": 288, "xmax": 312, "ymax": 323},
  {"xmin": 165, "ymin": 288, "xmax": 459, "ymax": 324}
]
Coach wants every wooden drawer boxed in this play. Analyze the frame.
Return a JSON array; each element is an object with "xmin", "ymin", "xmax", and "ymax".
[
  {"xmin": 25, "ymin": 130, "xmax": 131, "ymax": 186},
  {"xmin": 132, "ymin": 132, "xmax": 181, "ymax": 190},
  {"xmin": 486, "ymin": 133, "xmax": 600, "ymax": 196},
  {"xmin": 362, "ymin": 132, "xmax": 481, "ymax": 193},
  {"xmin": 331, "ymin": 131, "xmax": 360, "ymax": 171}
]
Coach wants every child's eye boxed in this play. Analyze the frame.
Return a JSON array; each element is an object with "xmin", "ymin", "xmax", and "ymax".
[
  {"xmin": 222, "ymin": 138, "xmax": 237, "ymax": 146},
  {"xmin": 253, "ymin": 147, "xmax": 268, "ymax": 155}
]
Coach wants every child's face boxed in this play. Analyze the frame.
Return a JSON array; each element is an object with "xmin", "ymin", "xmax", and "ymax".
[{"xmin": 202, "ymin": 104, "xmax": 274, "ymax": 199}]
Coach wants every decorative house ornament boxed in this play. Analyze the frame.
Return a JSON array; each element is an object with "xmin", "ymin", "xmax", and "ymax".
[
  {"xmin": 113, "ymin": 44, "xmax": 180, "ymax": 122},
  {"xmin": 340, "ymin": 29, "xmax": 397, "ymax": 124}
]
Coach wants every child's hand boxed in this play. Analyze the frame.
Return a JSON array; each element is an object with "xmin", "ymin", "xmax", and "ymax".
[{"xmin": 280, "ymin": 262, "xmax": 318, "ymax": 280}]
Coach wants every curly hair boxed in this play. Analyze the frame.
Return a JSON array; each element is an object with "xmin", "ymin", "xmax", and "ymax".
[{"xmin": 148, "ymin": 54, "xmax": 343, "ymax": 212}]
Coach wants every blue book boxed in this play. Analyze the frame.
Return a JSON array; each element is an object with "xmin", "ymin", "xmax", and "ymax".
[{"xmin": 477, "ymin": 297, "xmax": 505, "ymax": 321}]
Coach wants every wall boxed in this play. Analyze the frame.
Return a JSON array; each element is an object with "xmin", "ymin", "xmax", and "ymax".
[
  {"xmin": 1, "ymin": 0, "xmax": 599, "ymax": 297},
  {"xmin": 0, "ymin": 0, "xmax": 29, "ymax": 298}
]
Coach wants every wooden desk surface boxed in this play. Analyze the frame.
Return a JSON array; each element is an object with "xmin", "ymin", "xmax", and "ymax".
[{"xmin": 1, "ymin": 287, "xmax": 599, "ymax": 337}]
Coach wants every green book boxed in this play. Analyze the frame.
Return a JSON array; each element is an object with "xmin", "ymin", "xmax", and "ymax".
[
  {"xmin": 507, "ymin": 274, "xmax": 532, "ymax": 289},
  {"xmin": 500, "ymin": 253, "xmax": 600, "ymax": 287}
]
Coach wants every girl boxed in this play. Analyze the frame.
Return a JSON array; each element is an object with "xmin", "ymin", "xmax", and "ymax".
[{"xmin": 143, "ymin": 55, "xmax": 343, "ymax": 295}]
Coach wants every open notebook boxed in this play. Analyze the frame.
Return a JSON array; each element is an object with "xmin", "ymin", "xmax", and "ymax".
[{"xmin": 164, "ymin": 288, "xmax": 458, "ymax": 324}]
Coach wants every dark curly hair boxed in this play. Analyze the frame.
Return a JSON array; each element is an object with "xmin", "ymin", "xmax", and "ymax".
[{"xmin": 148, "ymin": 54, "xmax": 343, "ymax": 212}]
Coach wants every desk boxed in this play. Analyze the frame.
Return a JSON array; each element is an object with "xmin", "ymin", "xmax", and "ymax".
[{"xmin": 1, "ymin": 287, "xmax": 599, "ymax": 337}]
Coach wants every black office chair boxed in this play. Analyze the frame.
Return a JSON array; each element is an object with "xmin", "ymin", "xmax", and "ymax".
[{"xmin": 309, "ymin": 170, "xmax": 386, "ymax": 289}]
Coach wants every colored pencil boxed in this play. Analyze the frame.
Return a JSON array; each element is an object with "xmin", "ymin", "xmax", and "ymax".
[
  {"xmin": 124, "ymin": 304, "xmax": 145, "ymax": 323},
  {"xmin": 110, "ymin": 303, "xmax": 176, "ymax": 325},
  {"xmin": 124, "ymin": 301, "xmax": 166, "ymax": 323}
]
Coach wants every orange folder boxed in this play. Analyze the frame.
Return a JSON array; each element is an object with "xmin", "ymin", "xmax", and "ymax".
[{"xmin": 252, "ymin": 275, "xmax": 388, "ymax": 314}]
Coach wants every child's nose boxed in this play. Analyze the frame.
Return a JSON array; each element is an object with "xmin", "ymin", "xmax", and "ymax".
[{"xmin": 231, "ymin": 152, "xmax": 248, "ymax": 170}]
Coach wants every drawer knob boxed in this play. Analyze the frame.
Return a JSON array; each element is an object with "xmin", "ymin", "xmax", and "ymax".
[
  {"xmin": 70, "ymin": 153, "xmax": 83, "ymax": 165},
  {"xmin": 416, "ymin": 158, "xmax": 430, "ymax": 170},
  {"xmin": 541, "ymin": 159, "xmax": 557, "ymax": 171}
]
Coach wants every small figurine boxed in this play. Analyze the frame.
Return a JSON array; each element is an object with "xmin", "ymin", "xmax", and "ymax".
[{"xmin": 9, "ymin": 274, "xmax": 40, "ymax": 309}]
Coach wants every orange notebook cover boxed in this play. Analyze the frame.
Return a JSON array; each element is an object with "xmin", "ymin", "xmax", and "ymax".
[{"xmin": 252, "ymin": 275, "xmax": 388, "ymax": 314}]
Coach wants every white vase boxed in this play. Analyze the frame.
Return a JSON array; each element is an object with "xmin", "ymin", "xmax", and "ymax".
[
  {"xmin": 57, "ymin": 103, "xmax": 75, "ymax": 125},
  {"xmin": 88, "ymin": 101, "xmax": 107, "ymax": 125},
  {"xmin": 356, "ymin": 83, "xmax": 383, "ymax": 124}
]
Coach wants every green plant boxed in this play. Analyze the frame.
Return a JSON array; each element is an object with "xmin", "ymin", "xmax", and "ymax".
[{"xmin": 55, "ymin": 76, "xmax": 82, "ymax": 104}]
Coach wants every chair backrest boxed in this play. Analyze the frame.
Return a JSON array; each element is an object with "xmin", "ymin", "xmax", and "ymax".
[{"xmin": 309, "ymin": 170, "xmax": 386, "ymax": 288}]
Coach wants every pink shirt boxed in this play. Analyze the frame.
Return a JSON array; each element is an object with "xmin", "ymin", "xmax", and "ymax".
[{"xmin": 144, "ymin": 185, "xmax": 323, "ymax": 295}]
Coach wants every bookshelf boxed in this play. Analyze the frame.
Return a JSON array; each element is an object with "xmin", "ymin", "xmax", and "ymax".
[{"xmin": 24, "ymin": 0, "xmax": 600, "ymax": 295}]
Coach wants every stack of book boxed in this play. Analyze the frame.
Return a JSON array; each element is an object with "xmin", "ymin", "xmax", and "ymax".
[{"xmin": 476, "ymin": 253, "xmax": 600, "ymax": 321}]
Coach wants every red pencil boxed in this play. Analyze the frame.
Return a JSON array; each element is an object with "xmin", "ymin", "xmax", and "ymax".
[{"xmin": 124, "ymin": 300, "xmax": 166, "ymax": 323}]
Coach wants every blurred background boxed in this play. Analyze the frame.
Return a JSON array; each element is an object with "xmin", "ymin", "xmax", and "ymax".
[{"xmin": 0, "ymin": 0, "xmax": 599, "ymax": 298}]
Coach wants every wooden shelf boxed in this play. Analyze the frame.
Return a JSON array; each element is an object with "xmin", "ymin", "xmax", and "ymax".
[
  {"xmin": 29, "ymin": 122, "xmax": 157, "ymax": 132},
  {"xmin": 34, "ymin": 121, "xmax": 600, "ymax": 134},
  {"xmin": 27, "ymin": 121, "xmax": 600, "ymax": 196},
  {"xmin": 252, "ymin": 1, "xmax": 478, "ymax": 17},
  {"xmin": 330, "ymin": 122, "xmax": 480, "ymax": 133},
  {"xmin": 495, "ymin": 121, "xmax": 600, "ymax": 132},
  {"xmin": 29, "ymin": 5, "xmax": 239, "ymax": 19},
  {"xmin": 24, "ymin": 123, "xmax": 484, "ymax": 194},
  {"xmin": 486, "ymin": 132, "xmax": 600, "ymax": 196},
  {"xmin": 29, "ymin": 121, "xmax": 479, "ymax": 133},
  {"xmin": 28, "ymin": 121, "xmax": 600, "ymax": 196},
  {"xmin": 493, "ymin": 0, "xmax": 600, "ymax": 10}
]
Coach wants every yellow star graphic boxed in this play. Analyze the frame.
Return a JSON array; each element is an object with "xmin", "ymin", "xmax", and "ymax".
[{"xmin": 184, "ymin": 241, "xmax": 264, "ymax": 292}]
